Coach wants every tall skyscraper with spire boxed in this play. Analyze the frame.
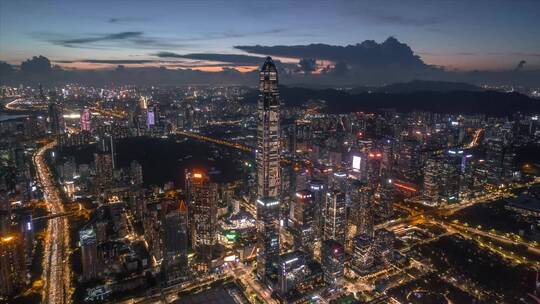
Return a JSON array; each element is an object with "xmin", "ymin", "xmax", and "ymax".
[{"xmin": 256, "ymin": 57, "xmax": 281, "ymax": 281}]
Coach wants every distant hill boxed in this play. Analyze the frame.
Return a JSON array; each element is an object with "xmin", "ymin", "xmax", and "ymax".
[
  {"xmin": 243, "ymin": 85, "xmax": 539, "ymax": 116},
  {"xmin": 376, "ymin": 80, "xmax": 482, "ymax": 94}
]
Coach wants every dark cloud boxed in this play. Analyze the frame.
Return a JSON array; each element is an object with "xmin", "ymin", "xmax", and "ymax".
[
  {"xmin": 108, "ymin": 17, "xmax": 148, "ymax": 24},
  {"xmin": 515, "ymin": 60, "xmax": 527, "ymax": 71},
  {"xmin": 55, "ymin": 31, "xmax": 143, "ymax": 46},
  {"xmin": 236, "ymin": 37, "xmax": 429, "ymax": 70},
  {"xmin": 298, "ymin": 58, "xmax": 317, "ymax": 74},
  {"xmin": 153, "ymin": 52, "xmax": 266, "ymax": 65},
  {"xmin": 37, "ymin": 31, "xmax": 187, "ymax": 49}
]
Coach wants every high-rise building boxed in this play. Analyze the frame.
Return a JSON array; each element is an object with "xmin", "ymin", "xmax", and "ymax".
[
  {"xmin": 351, "ymin": 181, "xmax": 374, "ymax": 236},
  {"xmin": 256, "ymin": 57, "xmax": 280, "ymax": 199},
  {"xmin": 256, "ymin": 197, "xmax": 280, "ymax": 281},
  {"xmin": 162, "ymin": 200, "xmax": 189, "ymax": 284},
  {"xmin": 291, "ymin": 190, "xmax": 316, "ymax": 256},
  {"xmin": 94, "ymin": 136, "xmax": 115, "ymax": 195},
  {"xmin": 321, "ymin": 239, "xmax": 344, "ymax": 285},
  {"xmin": 485, "ymin": 138, "xmax": 515, "ymax": 186},
  {"xmin": 185, "ymin": 170, "xmax": 217, "ymax": 260},
  {"xmin": 79, "ymin": 227, "xmax": 99, "ymax": 281},
  {"xmin": 309, "ymin": 180, "xmax": 326, "ymax": 240},
  {"xmin": 377, "ymin": 177, "xmax": 395, "ymax": 218},
  {"xmin": 277, "ymin": 250, "xmax": 306, "ymax": 295},
  {"xmin": 80, "ymin": 107, "xmax": 92, "ymax": 132},
  {"xmin": 256, "ymin": 57, "xmax": 281, "ymax": 281},
  {"xmin": 323, "ymin": 190, "xmax": 347, "ymax": 244},
  {"xmin": 351, "ymin": 233, "xmax": 375, "ymax": 273},
  {"xmin": 48, "ymin": 100, "xmax": 65, "ymax": 135},
  {"xmin": 395, "ymin": 139, "xmax": 422, "ymax": 184},
  {"xmin": 0, "ymin": 234, "xmax": 26, "ymax": 296}
]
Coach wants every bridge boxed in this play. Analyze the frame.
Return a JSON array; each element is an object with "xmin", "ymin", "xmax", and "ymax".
[{"xmin": 175, "ymin": 130, "xmax": 254, "ymax": 153}]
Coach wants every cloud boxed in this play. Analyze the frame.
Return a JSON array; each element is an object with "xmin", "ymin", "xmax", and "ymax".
[
  {"xmin": 236, "ymin": 37, "xmax": 429, "ymax": 70},
  {"xmin": 371, "ymin": 14, "xmax": 443, "ymax": 27},
  {"xmin": 58, "ymin": 31, "xmax": 143, "ymax": 45},
  {"xmin": 108, "ymin": 17, "xmax": 148, "ymax": 24},
  {"xmin": 153, "ymin": 52, "xmax": 266, "ymax": 65},
  {"xmin": 515, "ymin": 60, "xmax": 527, "ymax": 71},
  {"xmin": 58, "ymin": 59, "xmax": 157, "ymax": 64},
  {"xmin": 36, "ymin": 31, "xmax": 187, "ymax": 49}
]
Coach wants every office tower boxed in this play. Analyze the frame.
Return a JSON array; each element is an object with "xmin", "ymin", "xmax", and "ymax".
[
  {"xmin": 48, "ymin": 100, "xmax": 65, "ymax": 135},
  {"xmin": 256, "ymin": 197, "xmax": 280, "ymax": 281},
  {"xmin": 256, "ymin": 57, "xmax": 281, "ymax": 281},
  {"xmin": 321, "ymin": 239, "xmax": 344, "ymax": 285},
  {"xmin": 323, "ymin": 190, "xmax": 347, "ymax": 244},
  {"xmin": 80, "ymin": 107, "xmax": 91, "ymax": 132},
  {"xmin": 423, "ymin": 157, "xmax": 442, "ymax": 204},
  {"xmin": 351, "ymin": 181, "xmax": 374, "ymax": 236},
  {"xmin": 375, "ymin": 228, "xmax": 395, "ymax": 264},
  {"xmin": 351, "ymin": 233, "xmax": 375, "ymax": 273},
  {"xmin": 378, "ymin": 177, "xmax": 395, "ymax": 218},
  {"xmin": 395, "ymin": 139, "xmax": 422, "ymax": 184},
  {"xmin": 442, "ymin": 149, "xmax": 464, "ymax": 203},
  {"xmin": 0, "ymin": 234, "xmax": 26, "ymax": 296},
  {"xmin": 381, "ymin": 139, "xmax": 394, "ymax": 175},
  {"xmin": 309, "ymin": 180, "xmax": 325, "ymax": 240},
  {"xmin": 94, "ymin": 136, "xmax": 115, "ymax": 194},
  {"xmin": 291, "ymin": 190, "xmax": 316, "ymax": 256},
  {"xmin": 277, "ymin": 250, "xmax": 306, "ymax": 295},
  {"xmin": 13, "ymin": 146, "xmax": 31, "ymax": 202},
  {"xmin": 147, "ymin": 105, "xmax": 156, "ymax": 128},
  {"xmin": 485, "ymin": 138, "xmax": 510, "ymax": 186},
  {"xmin": 185, "ymin": 170, "xmax": 217, "ymax": 260},
  {"xmin": 79, "ymin": 227, "xmax": 99, "ymax": 281},
  {"xmin": 257, "ymin": 56, "xmax": 280, "ymax": 198},
  {"xmin": 162, "ymin": 200, "xmax": 189, "ymax": 284},
  {"xmin": 366, "ymin": 151, "xmax": 383, "ymax": 189}
]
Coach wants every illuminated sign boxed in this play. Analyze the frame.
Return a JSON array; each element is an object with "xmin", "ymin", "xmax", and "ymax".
[{"xmin": 352, "ymin": 155, "xmax": 361, "ymax": 171}]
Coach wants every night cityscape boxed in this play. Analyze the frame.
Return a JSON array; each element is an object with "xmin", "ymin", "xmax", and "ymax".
[{"xmin": 1, "ymin": 1, "xmax": 540, "ymax": 303}]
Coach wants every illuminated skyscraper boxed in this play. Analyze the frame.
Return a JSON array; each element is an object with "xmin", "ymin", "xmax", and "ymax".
[
  {"xmin": 256, "ymin": 57, "xmax": 281, "ymax": 281},
  {"xmin": 162, "ymin": 200, "xmax": 189, "ymax": 284},
  {"xmin": 79, "ymin": 227, "xmax": 99, "ymax": 281},
  {"xmin": 323, "ymin": 190, "xmax": 347, "ymax": 244},
  {"xmin": 321, "ymin": 239, "xmax": 344, "ymax": 285},
  {"xmin": 185, "ymin": 170, "xmax": 217, "ymax": 260},
  {"xmin": 80, "ymin": 107, "xmax": 92, "ymax": 132},
  {"xmin": 256, "ymin": 197, "xmax": 280, "ymax": 281},
  {"xmin": 257, "ymin": 57, "xmax": 280, "ymax": 199},
  {"xmin": 0, "ymin": 234, "xmax": 26, "ymax": 296},
  {"xmin": 94, "ymin": 136, "xmax": 115, "ymax": 195},
  {"xmin": 48, "ymin": 100, "xmax": 65, "ymax": 135},
  {"xmin": 291, "ymin": 190, "xmax": 316, "ymax": 256}
]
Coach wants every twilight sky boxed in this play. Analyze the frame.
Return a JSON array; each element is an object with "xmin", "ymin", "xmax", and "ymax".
[{"xmin": 1, "ymin": 0, "xmax": 539, "ymax": 71}]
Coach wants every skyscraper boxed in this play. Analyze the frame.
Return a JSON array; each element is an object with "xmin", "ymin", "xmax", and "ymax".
[
  {"xmin": 256, "ymin": 197, "xmax": 280, "ymax": 281},
  {"xmin": 257, "ymin": 57, "xmax": 280, "ymax": 199},
  {"xmin": 185, "ymin": 170, "xmax": 217, "ymax": 260},
  {"xmin": 80, "ymin": 107, "xmax": 92, "ymax": 132},
  {"xmin": 94, "ymin": 136, "xmax": 115, "ymax": 195},
  {"xmin": 323, "ymin": 190, "xmax": 347, "ymax": 245},
  {"xmin": 162, "ymin": 200, "xmax": 189, "ymax": 284},
  {"xmin": 256, "ymin": 57, "xmax": 281, "ymax": 281},
  {"xmin": 79, "ymin": 227, "xmax": 99, "ymax": 281},
  {"xmin": 321, "ymin": 239, "xmax": 344, "ymax": 285},
  {"xmin": 291, "ymin": 190, "xmax": 316, "ymax": 256},
  {"xmin": 0, "ymin": 234, "xmax": 26, "ymax": 297},
  {"xmin": 48, "ymin": 100, "xmax": 65, "ymax": 135}
]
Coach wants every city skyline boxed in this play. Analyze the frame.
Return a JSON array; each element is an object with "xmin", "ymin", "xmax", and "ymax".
[{"xmin": 1, "ymin": 2, "xmax": 540, "ymax": 304}]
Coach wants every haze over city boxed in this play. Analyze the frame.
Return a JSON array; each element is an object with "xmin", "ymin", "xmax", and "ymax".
[{"xmin": 1, "ymin": 1, "xmax": 540, "ymax": 304}]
